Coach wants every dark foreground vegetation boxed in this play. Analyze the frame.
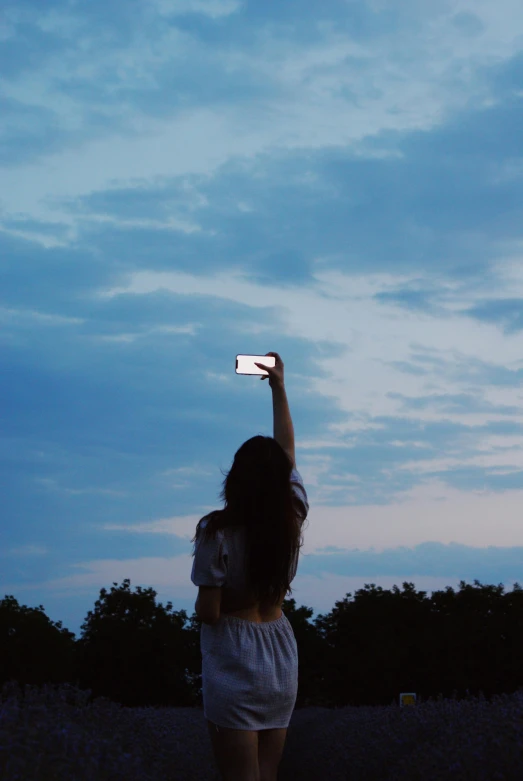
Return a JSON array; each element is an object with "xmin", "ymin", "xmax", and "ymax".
[{"xmin": 1, "ymin": 578, "xmax": 522, "ymax": 779}]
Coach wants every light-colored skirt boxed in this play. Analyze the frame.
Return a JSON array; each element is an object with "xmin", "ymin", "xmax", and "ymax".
[{"xmin": 200, "ymin": 610, "xmax": 299, "ymax": 730}]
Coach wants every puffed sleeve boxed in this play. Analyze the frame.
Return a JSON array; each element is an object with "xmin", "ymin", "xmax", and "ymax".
[
  {"xmin": 290, "ymin": 467, "xmax": 309, "ymax": 522},
  {"xmin": 191, "ymin": 518, "xmax": 228, "ymax": 587}
]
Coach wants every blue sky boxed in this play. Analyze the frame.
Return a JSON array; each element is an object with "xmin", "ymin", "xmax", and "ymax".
[{"xmin": 2, "ymin": 0, "xmax": 523, "ymax": 638}]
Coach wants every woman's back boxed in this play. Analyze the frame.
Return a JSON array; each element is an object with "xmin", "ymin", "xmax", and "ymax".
[{"xmin": 204, "ymin": 466, "xmax": 309, "ymax": 622}]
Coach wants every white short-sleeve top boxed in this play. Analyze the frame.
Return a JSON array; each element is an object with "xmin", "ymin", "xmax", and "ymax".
[{"xmin": 191, "ymin": 467, "xmax": 309, "ymax": 589}]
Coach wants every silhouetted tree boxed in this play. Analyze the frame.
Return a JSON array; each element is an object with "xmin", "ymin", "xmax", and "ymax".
[
  {"xmin": 427, "ymin": 580, "xmax": 523, "ymax": 702},
  {"xmin": 1, "ymin": 578, "xmax": 522, "ymax": 711},
  {"xmin": 0, "ymin": 595, "xmax": 77, "ymax": 700},
  {"xmin": 313, "ymin": 582, "xmax": 433, "ymax": 707},
  {"xmin": 73, "ymin": 579, "xmax": 198, "ymax": 708},
  {"xmin": 282, "ymin": 597, "xmax": 331, "ymax": 706}
]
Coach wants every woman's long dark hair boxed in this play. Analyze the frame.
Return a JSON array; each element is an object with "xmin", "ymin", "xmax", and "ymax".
[{"xmin": 191, "ymin": 435, "xmax": 306, "ymax": 605}]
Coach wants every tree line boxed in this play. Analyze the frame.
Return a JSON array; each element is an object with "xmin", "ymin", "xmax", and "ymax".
[{"xmin": 1, "ymin": 578, "xmax": 522, "ymax": 710}]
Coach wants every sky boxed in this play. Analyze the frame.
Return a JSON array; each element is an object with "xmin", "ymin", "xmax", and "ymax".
[{"xmin": 1, "ymin": 0, "xmax": 523, "ymax": 640}]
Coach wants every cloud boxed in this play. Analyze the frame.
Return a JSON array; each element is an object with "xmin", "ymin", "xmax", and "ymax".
[
  {"xmin": 153, "ymin": 0, "xmax": 242, "ymax": 18},
  {"xmin": 3, "ymin": 0, "xmax": 523, "ymax": 222},
  {"xmin": 0, "ymin": 96, "xmax": 70, "ymax": 166},
  {"xmin": 5, "ymin": 77, "xmax": 521, "ymax": 289},
  {"xmin": 464, "ymin": 298, "xmax": 523, "ymax": 333},
  {"xmin": 374, "ymin": 284, "xmax": 449, "ymax": 315},
  {"xmin": 387, "ymin": 391, "xmax": 523, "ymax": 416},
  {"xmin": 387, "ymin": 345, "xmax": 523, "ymax": 387},
  {"xmin": 2, "ymin": 0, "xmax": 523, "ymax": 630}
]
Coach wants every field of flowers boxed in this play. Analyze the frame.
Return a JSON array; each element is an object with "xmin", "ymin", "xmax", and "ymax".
[{"xmin": 1, "ymin": 682, "xmax": 522, "ymax": 780}]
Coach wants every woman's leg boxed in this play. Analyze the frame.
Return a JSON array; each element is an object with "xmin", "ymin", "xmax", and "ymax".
[
  {"xmin": 258, "ymin": 727, "xmax": 288, "ymax": 781},
  {"xmin": 207, "ymin": 719, "xmax": 260, "ymax": 781}
]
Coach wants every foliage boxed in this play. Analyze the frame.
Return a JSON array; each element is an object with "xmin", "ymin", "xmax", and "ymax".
[
  {"xmin": 1, "ymin": 577, "xmax": 522, "ymax": 713},
  {"xmin": 1, "ymin": 577, "xmax": 523, "ymax": 778}
]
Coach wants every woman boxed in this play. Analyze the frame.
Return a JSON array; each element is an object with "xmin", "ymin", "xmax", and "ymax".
[{"xmin": 191, "ymin": 352, "xmax": 309, "ymax": 781}]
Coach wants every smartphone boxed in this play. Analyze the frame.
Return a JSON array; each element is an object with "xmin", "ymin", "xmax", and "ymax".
[{"xmin": 236, "ymin": 354, "xmax": 276, "ymax": 376}]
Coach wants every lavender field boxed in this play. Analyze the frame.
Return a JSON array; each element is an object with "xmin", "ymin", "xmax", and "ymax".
[{"xmin": 1, "ymin": 682, "xmax": 522, "ymax": 781}]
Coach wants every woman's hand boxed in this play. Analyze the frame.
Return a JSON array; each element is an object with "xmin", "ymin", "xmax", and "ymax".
[{"xmin": 254, "ymin": 352, "xmax": 285, "ymax": 391}]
